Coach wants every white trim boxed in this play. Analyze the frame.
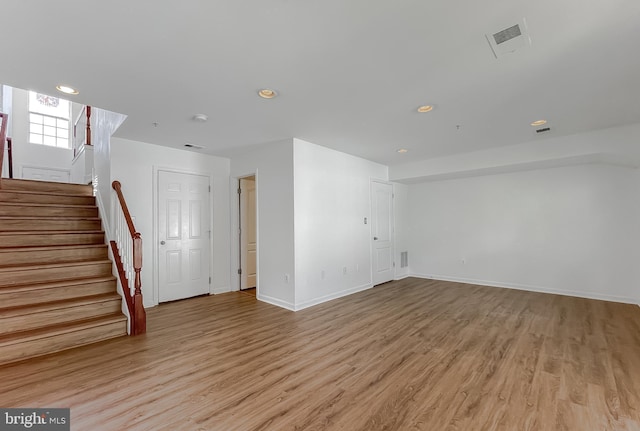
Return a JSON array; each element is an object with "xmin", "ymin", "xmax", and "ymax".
[
  {"xmin": 153, "ymin": 166, "xmax": 213, "ymax": 306},
  {"xmin": 394, "ymin": 274, "xmax": 410, "ymax": 281},
  {"xmin": 212, "ymin": 285, "xmax": 231, "ymax": 295},
  {"xmin": 370, "ymin": 178, "xmax": 395, "ymax": 286},
  {"xmin": 230, "ymin": 170, "xmax": 259, "ymax": 296},
  {"xmin": 294, "ymin": 282, "xmax": 372, "ymax": 311},
  {"xmin": 410, "ymin": 273, "xmax": 639, "ymax": 305},
  {"xmin": 257, "ymin": 294, "xmax": 295, "ymax": 311}
]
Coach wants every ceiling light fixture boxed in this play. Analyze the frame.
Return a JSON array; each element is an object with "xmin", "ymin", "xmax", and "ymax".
[
  {"xmin": 193, "ymin": 114, "xmax": 208, "ymax": 122},
  {"xmin": 56, "ymin": 85, "xmax": 79, "ymax": 95},
  {"xmin": 417, "ymin": 105, "xmax": 433, "ymax": 113},
  {"xmin": 530, "ymin": 119, "xmax": 547, "ymax": 126},
  {"xmin": 258, "ymin": 89, "xmax": 277, "ymax": 99},
  {"xmin": 397, "ymin": 149, "xmax": 408, "ymax": 153}
]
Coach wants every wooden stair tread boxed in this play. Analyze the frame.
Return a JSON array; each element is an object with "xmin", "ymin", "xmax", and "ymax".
[
  {"xmin": 0, "ymin": 314, "xmax": 126, "ymax": 347},
  {"xmin": 0, "ymin": 244, "xmax": 106, "ymax": 252},
  {"xmin": 0, "ymin": 215, "xmax": 100, "ymax": 220},
  {"xmin": 0, "ymin": 275, "xmax": 116, "ymax": 294},
  {"xmin": 0, "ymin": 259, "xmax": 112, "ymax": 273},
  {"xmin": 0, "ymin": 179, "xmax": 93, "ymax": 195},
  {"xmin": 0, "ymin": 179, "xmax": 133, "ymax": 366},
  {"xmin": 0, "ymin": 188, "xmax": 94, "ymax": 199},
  {"xmin": 0, "ymin": 230, "xmax": 104, "ymax": 236},
  {"xmin": 0, "ymin": 202, "xmax": 97, "ymax": 209},
  {"xmin": 0, "ymin": 293, "xmax": 121, "ymax": 317}
]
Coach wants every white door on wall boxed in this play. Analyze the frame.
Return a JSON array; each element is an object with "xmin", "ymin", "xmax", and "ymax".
[
  {"xmin": 240, "ymin": 176, "xmax": 257, "ymax": 290},
  {"xmin": 158, "ymin": 170, "xmax": 211, "ymax": 302},
  {"xmin": 371, "ymin": 180, "xmax": 394, "ymax": 285}
]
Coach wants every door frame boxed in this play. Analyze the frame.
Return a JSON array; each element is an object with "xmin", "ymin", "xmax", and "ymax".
[
  {"xmin": 370, "ymin": 179, "xmax": 395, "ymax": 286},
  {"xmin": 152, "ymin": 166, "xmax": 213, "ymax": 306},
  {"xmin": 230, "ymin": 171, "xmax": 259, "ymax": 295},
  {"xmin": 239, "ymin": 175, "xmax": 257, "ymax": 291}
]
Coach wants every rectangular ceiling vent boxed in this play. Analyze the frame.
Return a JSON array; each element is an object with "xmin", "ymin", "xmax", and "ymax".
[
  {"xmin": 184, "ymin": 143, "xmax": 204, "ymax": 149},
  {"xmin": 486, "ymin": 19, "xmax": 531, "ymax": 59},
  {"xmin": 493, "ymin": 24, "xmax": 521, "ymax": 45}
]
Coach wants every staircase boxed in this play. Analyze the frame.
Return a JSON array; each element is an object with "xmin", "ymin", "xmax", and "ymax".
[{"xmin": 0, "ymin": 179, "xmax": 127, "ymax": 366}]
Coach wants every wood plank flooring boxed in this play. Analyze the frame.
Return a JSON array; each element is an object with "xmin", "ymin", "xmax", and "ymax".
[{"xmin": 1, "ymin": 277, "xmax": 639, "ymax": 430}]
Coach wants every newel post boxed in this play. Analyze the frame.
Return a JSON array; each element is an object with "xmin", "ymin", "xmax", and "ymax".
[{"xmin": 133, "ymin": 234, "xmax": 146, "ymax": 335}]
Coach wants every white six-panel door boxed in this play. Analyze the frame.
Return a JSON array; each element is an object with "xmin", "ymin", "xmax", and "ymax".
[
  {"xmin": 371, "ymin": 180, "xmax": 394, "ymax": 285},
  {"xmin": 158, "ymin": 171, "xmax": 211, "ymax": 302}
]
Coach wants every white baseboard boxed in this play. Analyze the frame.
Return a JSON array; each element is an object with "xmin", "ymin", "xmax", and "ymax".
[
  {"xmin": 257, "ymin": 294, "xmax": 296, "ymax": 311},
  {"xmin": 211, "ymin": 285, "xmax": 231, "ymax": 295},
  {"xmin": 410, "ymin": 273, "xmax": 639, "ymax": 305},
  {"xmin": 294, "ymin": 283, "xmax": 372, "ymax": 311},
  {"xmin": 394, "ymin": 274, "xmax": 410, "ymax": 281}
]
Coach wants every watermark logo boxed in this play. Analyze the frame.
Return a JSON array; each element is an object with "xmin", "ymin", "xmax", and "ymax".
[{"xmin": 0, "ymin": 409, "xmax": 69, "ymax": 431}]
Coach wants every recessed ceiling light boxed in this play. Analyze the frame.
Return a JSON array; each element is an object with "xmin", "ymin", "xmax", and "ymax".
[
  {"xmin": 397, "ymin": 149, "xmax": 408, "ymax": 153},
  {"xmin": 56, "ymin": 85, "xmax": 79, "ymax": 95},
  {"xmin": 258, "ymin": 89, "xmax": 277, "ymax": 99},
  {"xmin": 193, "ymin": 114, "xmax": 208, "ymax": 122},
  {"xmin": 417, "ymin": 105, "xmax": 433, "ymax": 113},
  {"xmin": 530, "ymin": 119, "xmax": 547, "ymax": 126}
]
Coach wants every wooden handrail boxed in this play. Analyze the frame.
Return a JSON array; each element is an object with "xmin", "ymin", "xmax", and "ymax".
[
  {"xmin": 112, "ymin": 181, "xmax": 137, "ymax": 237},
  {"xmin": 0, "ymin": 112, "xmax": 7, "ymax": 187},
  {"xmin": 112, "ymin": 180, "xmax": 146, "ymax": 335}
]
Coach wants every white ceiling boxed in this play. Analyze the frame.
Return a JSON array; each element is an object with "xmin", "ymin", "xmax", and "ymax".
[{"xmin": 2, "ymin": 0, "xmax": 639, "ymax": 166}]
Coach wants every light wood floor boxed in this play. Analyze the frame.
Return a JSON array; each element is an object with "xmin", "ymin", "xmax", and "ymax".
[{"xmin": 1, "ymin": 278, "xmax": 640, "ymax": 430}]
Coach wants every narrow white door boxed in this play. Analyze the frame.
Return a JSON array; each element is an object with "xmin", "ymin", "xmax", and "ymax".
[
  {"xmin": 240, "ymin": 177, "xmax": 257, "ymax": 289},
  {"xmin": 158, "ymin": 171, "xmax": 211, "ymax": 302},
  {"xmin": 371, "ymin": 181, "xmax": 394, "ymax": 285}
]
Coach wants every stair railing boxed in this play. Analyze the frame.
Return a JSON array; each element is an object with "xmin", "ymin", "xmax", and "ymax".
[
  {"xmin": 111, "ymin": 180, "xmax": 146, "ymax": 335},
  {"xmin": 73, "ymin": 105, "xmax": 91, "ymax": 158},
  {"xmin": 0, "ymin": 112, "xmax": 7, "ymax": 187}
]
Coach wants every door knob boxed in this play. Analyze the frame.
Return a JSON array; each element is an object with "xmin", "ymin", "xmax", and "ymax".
[
  {"xmin": 160, "ymin": 241, "xmax": 166, "ymax": 245},
  {"xmin": 373, "ymin": 237, "xmax": 378, "ymax": 240}
]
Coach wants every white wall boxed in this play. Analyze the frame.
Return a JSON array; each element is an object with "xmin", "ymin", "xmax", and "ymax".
[
  {"xmin": 91, "ymin": 108, "xmax": 127, "ymax": 233},
  {"xmin": 292, "ymin": 139, "xmax": 388, "ymax": 309},
  {"xmin": 111, "ymin": 137, "xmax": 231, "ymax": 307},
  {"xmin": 230, "ymin": 139, "xmax": 296, "ymax": 309},
  {"xmin": 406, "ymin": 164, "xmax": 640, "ymax": 303},
  {"xmin": 8, "ymin": 87, "xmax": 73, "ymax": 178}
]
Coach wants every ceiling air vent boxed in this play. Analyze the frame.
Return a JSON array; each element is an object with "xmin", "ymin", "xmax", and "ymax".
[
  {"xmin": 486, "ymin": 19, "xmax": 531, "ymax": 58},
  {"xmin": 184, "ymin": 143, "xmax": 204, "ymax": 149},
  {"xmin": 536, "ymin": 127, "xmax": 551, "ymax": 134},
  {"xmin": 493, "ymin": 25, "xmax": 521, "ymax": 45}
]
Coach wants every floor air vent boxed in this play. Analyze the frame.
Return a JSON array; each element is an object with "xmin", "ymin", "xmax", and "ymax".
[{"xmin": 400, "ymin": 251, "xmax": 409, "ymax": 268}]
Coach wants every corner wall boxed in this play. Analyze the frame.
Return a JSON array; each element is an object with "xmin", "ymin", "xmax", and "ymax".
[
  {"xmin": 292, "ymin": 139, "xmax": 388, "ymax": 309},
  {"xmin": 230, "ymin": 140, "xmax": 296, "ymax": 309}
]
